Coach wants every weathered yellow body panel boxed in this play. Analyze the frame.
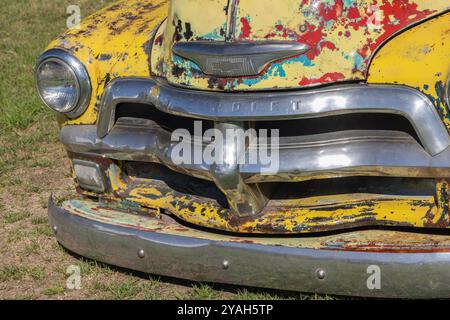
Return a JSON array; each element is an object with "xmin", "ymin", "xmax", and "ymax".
[
  {"xmin": 122, "ymin": 180, "xmax": 450, "ymax": 234},
  {"xmin": 151, "ymin": 0, "xmax": 449, "ymax": 91},
  {"xmin": 369, "ymin": 12, "xmax": 450, "ymax": 128},
  {"xmin": 48, "ymin": 0, "xmax": 449, "ymax": 125},
  {"xmin": 73, "ymin": 157, "xmax": 450, "ymax": 234}
]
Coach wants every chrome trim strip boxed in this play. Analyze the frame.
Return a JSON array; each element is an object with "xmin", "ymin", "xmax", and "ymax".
[
  {"xmin": 48, "ymin": 197, "xmax": 450, "ymax": 298},
  {"xmin": 62, "ymin": 123, "xmax": 450, "ymax": 184},
  {"xmin": 97, "ymin": 79, "xmax": 152, "ymax": 139},
  {"xmin": 224, "ymin": 0, "xmax": 238, "ymax": 41},
  {"xmin": 68, "ymin": 118, "xmax": 211, "ymax": 181},
  {"xmin": 172, "ymin": 41, "xmax": 310, "ymax": 77},
  {"xmin": 36, "ymin": 48, "xmax": 91, "ymax": 119},
  {"xmin": 242, "ymin": 130, "xmax": 450, "ymax": 183},
  {"xmin": 97, "ymin": 78, "xmax": 450, "ymax": 156}
]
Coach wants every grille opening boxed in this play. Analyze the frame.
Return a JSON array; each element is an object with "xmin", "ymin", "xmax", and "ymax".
[
  {"xmin": 124, "ymin": 162, "xmax": 229, "ymax": 208},
  {"xmin": 254, "ymin": 113, "xmax": 421, "ymax": 143},
  {"xmin": 116, "ymin": 105, "xmax": 421, "ymax": 145},
  {"xmin": 124, "ymin": 160, "xmax": 436, "ymax": 209},
  {"xmin": 115, "ymin": 103, "xmax": 214, "ymax": 134},
  {"xmin": 262, "ymin": 177, "xmax": 436, "ymax": 200}
]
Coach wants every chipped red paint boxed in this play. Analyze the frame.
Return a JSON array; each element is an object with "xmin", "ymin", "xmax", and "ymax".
[
  {"xmin": 374, "ymin": 0, "xmax": 436, "ymax": 48},
  {"xmin": 239, "ymin": 17, "xmax": 252, "ymax": 39},
  {"xmin": 154, "ymin": 34, "xmax": 164, "ymax": 46},
  {"xmin": 260, "ymin": 0, "xmax": 440, "ymax": 64},
  {"xmin": 264, "ymin": 21, "xmax": 326, "ymax": 60},
  {"xmin": 298, "ymin": 72, "xmax": 346, "ymax": 86},
  {"xmin": 321, "ymin": 41, "xmax": 337, "ymax": 51},
  {"xmin": 347, "ymin": 6, "xmax": 361, "ymax": 20},
  {"xmin": 157, "ymin": 0, "xmax": 447, "ymax": 91}
]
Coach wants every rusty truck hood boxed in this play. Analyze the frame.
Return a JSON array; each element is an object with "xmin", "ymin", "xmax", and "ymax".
[{"xmin": 150, "ymin": 0, "xmax": 448, "ymax": 91}]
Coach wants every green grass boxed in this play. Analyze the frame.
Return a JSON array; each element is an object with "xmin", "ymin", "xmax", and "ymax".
[
  {"xmin": 0, "ymin": 265, "xmax": 44, "ymax": 282},
  {"xmin": 42, "ymin": 286, "xmax": 66, "ymax": 297},
  {"xmin": 6, "ymin": 228, "xmax": 27, "ymax": 243},
  {"xmin": 104, "ymin": 280, "xmax": 142, "ymax": 300},
  {"xmin": 34, "ymin": 225, "xmax": 54, "ymax": 237},
  {"xmin": 78, "ymin": 258, "xmax": 114, "ymax": 277},
  {"xmin": 0, "ymin": 0, "xmax": 116, "ymax": 177},
  {"xmin": 2, "ymin": 211, "xmax": 31, "ymax": 224},
  {"xmin": 191, "ymin": 284, "xmax": 220, "ymax": 300},
  {"xmin": 22, "ymin": 240, "xmax": 42, "ymax": 256},
  {"xmin": 31, "ymin": 216, "xmax": 49, "ymax": 225},
  {"xmin": 237, "ymin": 289, "xmax": 285, "ymax": 300}
]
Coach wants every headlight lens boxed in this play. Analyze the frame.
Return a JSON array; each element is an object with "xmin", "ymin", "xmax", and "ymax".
[
  {"xmin": 35, "ymin": 49, "xmax": 91, "ymax": 118},
  {"xmin": 36, "ymin": 59, "xmax": 80, "ymax": 113}
]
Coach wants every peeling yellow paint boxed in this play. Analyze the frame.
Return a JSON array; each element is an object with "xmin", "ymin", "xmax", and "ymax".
[
  {"xmin": 369, "ymin": 12, "xmax": 450, "ymax": 129},
  {"xmin": 47, "ymin": 0, "xmax": 169, "ymax": 126},
  {"xmin": 152, "ymin": 0, "xmax": 449, "ymax": 91},
  {"xmin": 88, "ymin": 163, "xmax": 448, "ymax": 234}
]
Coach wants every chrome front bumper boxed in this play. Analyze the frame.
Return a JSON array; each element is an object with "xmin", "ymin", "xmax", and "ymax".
[{"xmin": 49, "ymin": 197, "xmax": 450, "ymax": 299}]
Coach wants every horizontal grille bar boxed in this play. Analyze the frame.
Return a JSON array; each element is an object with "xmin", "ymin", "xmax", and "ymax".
[
  {"xmin": 62, "ymin": 119, "xmax": 450, "ymax": 183},
  {"xmin": 97, "ymin": 78, "xmax": 450, "ymax": 156}
]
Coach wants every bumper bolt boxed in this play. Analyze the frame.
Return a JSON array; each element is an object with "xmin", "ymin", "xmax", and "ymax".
[
  {"xmin": 222, "ymin": 260, "xmax": 229, "ymax": 270},
  {"xmin": 52, "ymin": 225, "xmax": 58, "ymax": 235},
  {"xmin": 137, "ymin": 248, "xmax": 145, "ymax": 259},
  {"xmin": 316, "ymin": 269, "xmax": 326, "ymax": 280}
]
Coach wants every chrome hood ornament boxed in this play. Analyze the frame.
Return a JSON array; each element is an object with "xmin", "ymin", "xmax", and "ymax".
[{"xmin": 172, "ymin": 41, "xmax": 310, "ymax": 77}]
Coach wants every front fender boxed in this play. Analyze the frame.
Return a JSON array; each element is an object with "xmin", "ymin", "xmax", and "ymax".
[
  {"xmin": 46, "ymin": 0, "xmax": 169, "ymax": 126},
  {"xmin": 368, "ymin": 12, "xmax": 450, "ymax": 131}
]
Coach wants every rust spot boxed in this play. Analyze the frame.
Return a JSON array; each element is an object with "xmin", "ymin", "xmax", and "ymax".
[
  {"xmin": 183, "ymin": 22, "xmax": 193, "ymax": 40},
  {"xmin": 97, "ymin": 53, "xmax": 112, "ymax": 61}
]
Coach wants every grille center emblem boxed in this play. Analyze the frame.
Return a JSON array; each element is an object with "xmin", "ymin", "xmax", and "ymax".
[
  {"xmin": 172, "ymin": 41, "xmax": 310, "ymax": 77},
  {"xmin": 209, "ymin": 57, "xmax": 253, "ymax": 75}
]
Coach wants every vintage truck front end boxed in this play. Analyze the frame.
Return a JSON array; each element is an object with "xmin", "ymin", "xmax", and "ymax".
[{"xmin": 36, "ymin": 0, "xmax": 450, "ymax": 298}]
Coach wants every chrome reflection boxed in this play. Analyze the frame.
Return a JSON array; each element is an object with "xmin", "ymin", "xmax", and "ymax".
[{"xmin": 97, "ymin": 78, "xmax": 450, "ymax": 156}]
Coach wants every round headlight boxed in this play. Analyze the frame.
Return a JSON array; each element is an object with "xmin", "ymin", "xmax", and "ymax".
[
  {"xmin": 36, "ymin": 59, "xmax": 79, "ymax": 112},
  {"xmin": 35, "ymin": 49, "xmax": 91, "ymax": 118}
]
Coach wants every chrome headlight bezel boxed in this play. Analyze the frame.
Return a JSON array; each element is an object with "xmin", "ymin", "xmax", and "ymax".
[{"xmin": 35, "ymin": 48, "xmax": 91, "ymax": 118}]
